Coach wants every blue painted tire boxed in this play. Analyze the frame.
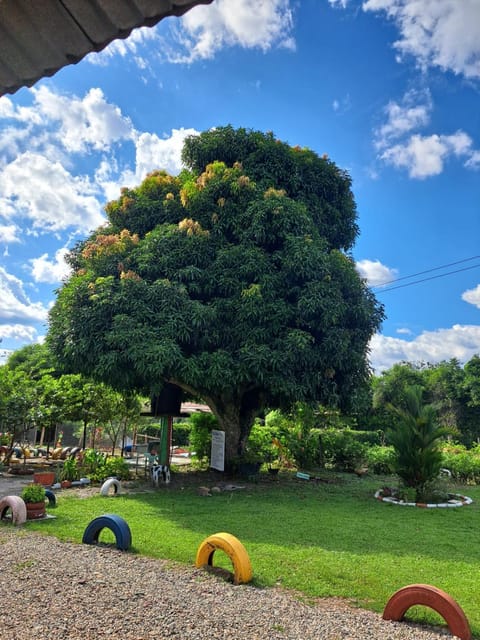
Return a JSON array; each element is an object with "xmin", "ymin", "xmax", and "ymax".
[
  {"xmin": 44, "ymin": 489, "xmax": 56, "ymax": 507},
  {"xmin": 82, "ymin": 514, "xmax": 132, "ymax": 551}
]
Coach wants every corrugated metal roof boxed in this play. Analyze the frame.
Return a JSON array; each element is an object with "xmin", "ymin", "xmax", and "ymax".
[{"xmin": 0, "ymin": 0, "xmax": 213, "ymax": 97}]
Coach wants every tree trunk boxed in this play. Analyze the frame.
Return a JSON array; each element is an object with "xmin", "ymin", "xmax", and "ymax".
[{"xmin": 208, "ymin": 390, "xmax": 263, "ymax": 466}]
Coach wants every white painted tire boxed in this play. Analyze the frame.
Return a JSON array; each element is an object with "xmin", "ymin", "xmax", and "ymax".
[
  {"xmin": 0, "ymin": 495, "xmax": 27, "ymax": 525},
  {"xmin": 100, "ymin": 478, "xmax": 121, "ymax": 496}
]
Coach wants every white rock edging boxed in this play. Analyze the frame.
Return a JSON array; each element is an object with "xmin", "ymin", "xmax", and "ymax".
[{"xmin": 374, "ymin": 489, "xmax": 473, "ymax": 508}]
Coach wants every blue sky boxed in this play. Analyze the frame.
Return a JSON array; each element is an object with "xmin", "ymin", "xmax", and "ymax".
[{"xmin": 0, "ymin": 0, "xmax": 479, "ymax": 372}]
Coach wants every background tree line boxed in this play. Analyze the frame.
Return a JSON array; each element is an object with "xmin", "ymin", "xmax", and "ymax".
[{"xmin": 2, "ymin": 342, "xmax": 479, "ymax": 475}]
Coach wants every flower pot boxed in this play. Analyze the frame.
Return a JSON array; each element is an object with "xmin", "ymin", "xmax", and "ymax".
[
  {"xmin": 25, "ymin": 501, "xmax": 46, "ymax": 520},
  {"xmin": 33, "ymin": 471, "xmax": 55, "ymax": 487},
  {"xmin": 61, "ymin": 480, "xmax": 72, "ymax": 489}
]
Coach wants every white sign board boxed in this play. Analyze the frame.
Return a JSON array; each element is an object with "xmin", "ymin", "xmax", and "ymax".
[{"xmin": 210, "ymin": 429, "xmax": 225, "ymax": 471}]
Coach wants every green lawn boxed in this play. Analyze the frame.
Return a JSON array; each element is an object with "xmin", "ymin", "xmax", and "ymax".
[{"xmin": 21, "ymin": 472, "xmax": 480, "ymax": 637}]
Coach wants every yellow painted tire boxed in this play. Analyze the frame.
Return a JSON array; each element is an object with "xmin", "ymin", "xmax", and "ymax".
[{"xmin": 195, "ymin": 532, "xmax": 252, "ymax": 585}]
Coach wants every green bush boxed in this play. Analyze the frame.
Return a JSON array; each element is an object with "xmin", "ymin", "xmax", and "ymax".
[
  {"xmin": 264, "ymin": 408, "xmax": 322, "ymax": 469},
  {"xmin": 172, "ymin": 421, "xmax": 191, "ymax": 447},
  {"xmin": 21, "ymin": 483, "xmax": 46, "ymax": 503},
  {"xmin": 61, "ymin": 457, "xmax": 80, "ymax": 482},
  {"xmin": 189, "ymin": 412, "xmax": 219, "ymax": 459},
  {"xmin": 441, "ymin": 443, "xmax": 480, "ymax": 483},
  {"xmin": 282, "ymin": 427, "xmax": 323, "ymax": 469},
  {"xmin": 100, "ymin": 457, "xmax": 131, "ymax": 481},
  {"xmin": 245, "ymin": 422, "xmax": 278, "ymax": 463},
  {"xmin": 320, "ymin": 429, "xmax": 367, "ymax": 472},
  {"xmin": 364, "ymin": 445, "xmax": 396, "ymax": 474}
]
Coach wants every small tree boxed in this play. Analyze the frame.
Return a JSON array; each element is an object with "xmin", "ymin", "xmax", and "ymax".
[{"xmin": 387, "ymin": 385, "xmax": 449, "ymax": 501}]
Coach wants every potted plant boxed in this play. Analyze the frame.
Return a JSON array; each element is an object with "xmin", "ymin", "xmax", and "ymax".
[
  {"xmin": 21, "ymin": 483, "xmax": 46, "ymax": 520},
  {"xmin": 60, "ymin": 457, "xmax": 79, "ymax": 487},
  {"xmin": 33, "ymin": 469, "xmax": 56, "ymax": 487}
]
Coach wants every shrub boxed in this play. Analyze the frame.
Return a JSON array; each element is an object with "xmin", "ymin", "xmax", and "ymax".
[
  {"xmin": 246, "ymin": 422, "xmax": 279, "ymax": 463},
  {"xmin": 172, "ymin": 421, "xmax": 191, "ymax": 447},
  {"xmin": 365, "ymin": 445, "xmax": 396, "ymax": 475},
  {"xmin": 387, "ymin": 385, "xmax": 449, "ymax": 502},
  {"xmin": 441, "ymin": 443, "xmax": 480, "ymax": 483},
  {"xmin": 98, "ymin": 457, "xmax": 131, "ymax": 482},
  {"xmin": 189, "ymin": 412, "xmax": 219, "ymax": 459},
  {"xmin": 79, "ymin": 448, "xmax": 107, "ymax": 477},
  {"xmin": 61, "ymin": 457, "xmax": 80, "ymax": 482},
  {"xmin": 320, "ymin": 429, "xmax": 367, "ymax": 472},
  {"xmin": 21, "ymin": 483, "xmax": 46, "ymax": 503}
]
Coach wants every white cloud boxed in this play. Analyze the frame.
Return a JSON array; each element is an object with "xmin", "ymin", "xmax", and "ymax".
[
  {"xmin": 134, "ymin": 128, "xmax": 198, "ymax": 178},
  {"xmin": 356, "ymin": 259, "xmax": 398, "ymax": 286},
  {"xmin": 375, "ymin": 90, "xmax": 431, "ymax": 148},
  {"xmin": 30, "ymin": 248, "xmax": 71, "ymax": 284},
  {"xmin": 0, "ymin": 86, "xmax": 134, "ymax": 159},
  {"xmin": 369, "ymin": 325, "xmax": 480, "ymax": 372},
  {"xmin": 381, "ymin": 131, "xmax": 473, "ymax": 178},
  {"xmin": 374, "ymin": 90, "xmax": 480, "ymax": 177},
  {"xmin": 0, "ymin": 267, "xmax": 48, "ymax": 323},
  {"xmin": 396, "ymin": 327, "xmax": 413, "ymax": 335},
  {"xmin": 329, "ymin": 0, "xmax": 350, "ymax": 8},
  {"xmin": 31, "ymin": 86, "xmax": 134, "ymax": 154},
  {"xmin": 165, "ymin": 0, "xmax": 295, "ymax": 63},
  {"xmin": 362, "ymin": 0, "xmax": 480, "ymax": 79},
  {"xmin": 86, "ymin": 26, "xmax": 160, "ymax": 71},
  {"xmin": 0, "ymin": 152, "xmax": 105, "ymax": 234},
  {"xmin": 0, "ymin": 87, "xmax": 199, "ymax": 233},
  {"xmin": 0, "ymin": 224, "xmax": 20, "ymax": 244},
  {"xmin": 0, "ymin": 323, "xmax": 38, "ymax": 342},
  {"xmin": 462, "ymin": 284, "xmax": 480, "ymax": 309}
]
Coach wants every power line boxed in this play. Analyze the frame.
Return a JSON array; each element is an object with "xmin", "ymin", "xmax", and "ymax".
[
  {"xmin": 373, "ymin": 255, "xmax": 480, "ymax": 289},
  {"xmin": 376, "ymin": 262, "xmax": 480, "ymax": 294}
]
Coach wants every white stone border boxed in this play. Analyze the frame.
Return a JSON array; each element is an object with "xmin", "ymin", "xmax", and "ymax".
[{"xmin": 374, "ymin": 490, "xmax": 473, "ymax": 508}]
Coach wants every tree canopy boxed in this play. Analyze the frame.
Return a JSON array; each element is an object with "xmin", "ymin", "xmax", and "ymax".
[{"xmin": 47, "ymin": 126, "xmax": 383, "ymax": 462}]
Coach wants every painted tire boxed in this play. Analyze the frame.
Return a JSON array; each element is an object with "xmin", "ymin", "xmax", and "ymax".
[
  {"xmin": 195, "ymin": 532, "xmax": 253, "ymax": 585},
  {"xmin": 44, "ymin": 489, "xmax": 56, "ymax": 507},
  {"xmin": 383, "ymin": 584, "xmax": 471, "ymax": 640},
  {"xmin": 82, "ymin": 514, "xmax": 131, "ymax": 551},
  {"xmin": 100, "ymin": 478, "xmax": 121, "ymax": 496},
  {"xmin": 0, "ymin": 495, "xmax": 27, "ymax": 525}
]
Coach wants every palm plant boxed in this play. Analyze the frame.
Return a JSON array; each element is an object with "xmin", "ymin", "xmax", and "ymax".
[{"xmin": 387, "ymin": 385, "xmax": 449, "ymax": 502}]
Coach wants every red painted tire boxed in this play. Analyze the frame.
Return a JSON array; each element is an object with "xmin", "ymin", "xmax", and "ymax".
[
  {"xmin": 383, "ymin": 584, "xmax": 471, "ymax": 640},
  {"xmin": 0, "ymin": 495, "xmax": 27, "ymax": 525}
]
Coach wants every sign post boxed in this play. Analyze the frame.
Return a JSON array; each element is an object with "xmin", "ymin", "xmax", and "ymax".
[{"xmin": 210, "ymin": 430, "xmax": 225, "ymax": 471}]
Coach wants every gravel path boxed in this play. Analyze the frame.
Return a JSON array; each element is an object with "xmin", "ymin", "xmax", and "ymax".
[{"xmin": 0, "ymin": 529, "xmax": 458, "ymax": 640}]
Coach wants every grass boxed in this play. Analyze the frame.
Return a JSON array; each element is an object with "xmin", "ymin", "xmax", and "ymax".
[{"xmin": 15, "ymin": 470, "xmax": 480, "ymax": 637}]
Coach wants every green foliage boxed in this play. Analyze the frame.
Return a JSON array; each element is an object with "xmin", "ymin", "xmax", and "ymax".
[
  {"xmin": 172, "ymin": 421, "xmax": 191, "ymax": 447},
  {"xmin": 364, "ymin": 445, "xmax": 396, "ymax": 474},
  {"xmin": 441, "ymin": 443, "xmax": 480, "ymax": 483},
  {"xmin": 244, "ymin": 422, "xmax": 278, "ymax": 463},
  {"xmin": 98, "ymin": 457, "xmax": 131, "ymax": 482},
  {"xmin": 75, "ymin": 448, "xmax": 131, "ymax": 482},
  {"xmin": 320, "ymin": 428, "xmax": 367, "ymax": 471},
  {"xmin": 188, "ymin": 413, "xmax": 219, "ymax": 460},
  {"xmin": 80, "ymin": 448, "xmax": 107, "ymax": 477},
  {"xmin": 61, "ymin": 457, "xmax": 80, "ymax": 482},
  {"xmin": 387, "ymin": 385, "xmax": 450, "ymax": 501},
  {"xmin": 21, "ymin": 483, "xmax": 46, "ymax": 503},
  {"xmin": 48, "ymin": 126, "xmax": 383, "ymax": 463}
]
